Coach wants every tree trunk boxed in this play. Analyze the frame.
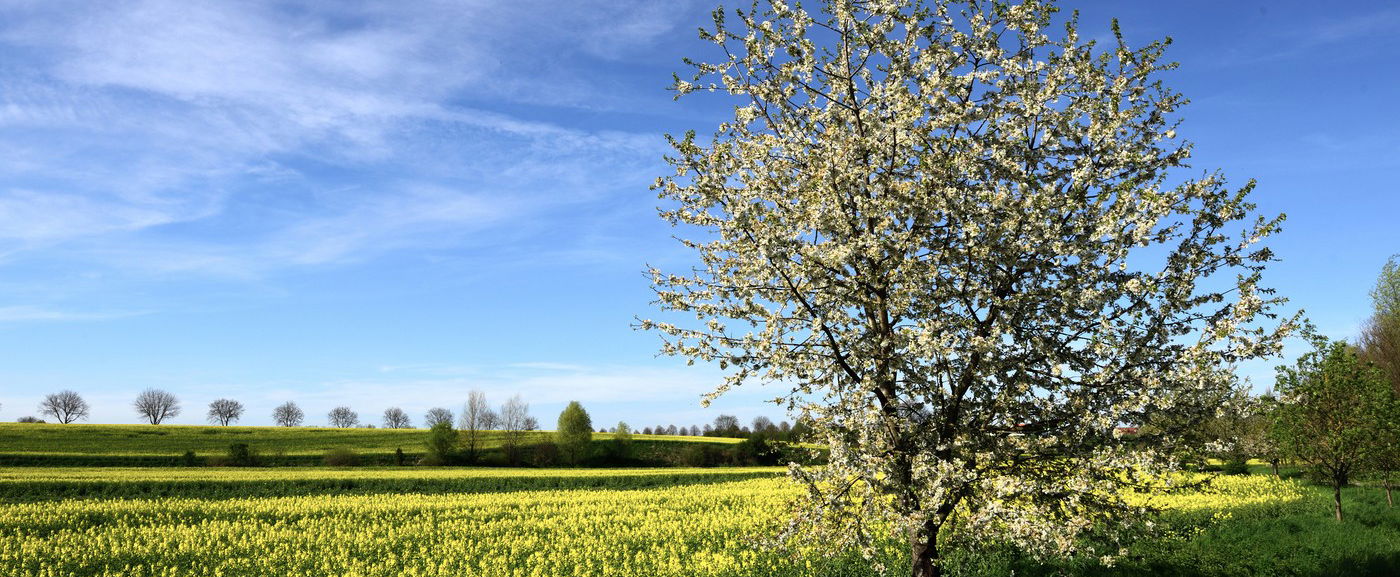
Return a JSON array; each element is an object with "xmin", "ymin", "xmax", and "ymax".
[
  {"xmin": 1385, "ymin": 474, "xmax": 1393, "ymax": 508},
  {"xmin": 1333, "ymin": 482, "xmax": 1344, "ymax": 522},
  {"xmin": 911, "ymin": 519, "xmax": 941, "ymax": 577}
]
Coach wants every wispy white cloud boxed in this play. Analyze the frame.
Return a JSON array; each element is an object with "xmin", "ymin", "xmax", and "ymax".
[
  {"xmin": 0, "ymin": 305, "xmax": 144, "ymax": 323},
  {"xmin": 1209, "ymin": 5, "xmax": 1400, "ymax": 68},
  {"xmin": 0, "ymin": 189, "xmax": 207, "ymax": 243},
  {"xmin": 0, "ymin": 0, "xmax": 676, "ymax": 283}
]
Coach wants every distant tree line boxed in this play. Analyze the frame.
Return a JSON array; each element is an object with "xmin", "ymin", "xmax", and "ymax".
[
  {"xmin": 8, "ymin": 389, "xmax": 821, "ymax": 469},
  {"xmin": 11, "ymin": 388, "xmax": 809, "ymax": 443}
]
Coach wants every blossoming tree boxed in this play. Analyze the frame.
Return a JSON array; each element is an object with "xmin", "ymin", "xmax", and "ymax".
[{"xmin": 643, "ymin": 0, "xmax": 1297, "ymax": 575}]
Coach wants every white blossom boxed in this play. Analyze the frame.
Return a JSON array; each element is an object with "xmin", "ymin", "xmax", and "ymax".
[{"xmin": 647, "ymin": 1, "xmax": 1297, "ymax": 575}]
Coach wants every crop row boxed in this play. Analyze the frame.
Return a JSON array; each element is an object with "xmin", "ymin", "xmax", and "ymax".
[{"xmin": 0, "ymin": 467, "xmax": 784, "ymax": 502}]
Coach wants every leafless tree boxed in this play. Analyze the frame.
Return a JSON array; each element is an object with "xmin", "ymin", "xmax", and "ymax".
[
  {"xmin": 206, "ymin": 398, "xmax": 244, "ymax": 426},
  {"xmin": 423, "ymin": 407, "xmax": 453, "ymax": 428},
  {"xmin": 327, "ymin": 406, "xmax": 358, "ymax": 428},
  {"xmin": 133, "ymin": 389, "xmax": 180, "ymax": 425},
  {"xmin": 382, "ymin": 407, "xmax": 411, "ymax": 429},
  {"xmin": 498, "ymin": 394, "xmax": 531, "ymax": 464},
  {"xmin": 39, "ymin": 390, "xmax": 89, "ymax": 424},
  {"xmin": 459, "ymin": 390, "xmax": 491, "ymax": 462},
  {"xmin": 272, "ymin": 401, "xmax": 304, "ymax": 427}
]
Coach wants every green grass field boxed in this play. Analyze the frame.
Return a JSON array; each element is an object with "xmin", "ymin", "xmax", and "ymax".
[{"xmin": 0, "ymin": 423, "xmax": 740, "ymax": 466}]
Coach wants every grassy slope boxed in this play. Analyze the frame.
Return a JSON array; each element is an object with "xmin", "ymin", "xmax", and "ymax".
[{"xmin": 0, "ymin": 423, "xmax": 740, "ymax": 465}]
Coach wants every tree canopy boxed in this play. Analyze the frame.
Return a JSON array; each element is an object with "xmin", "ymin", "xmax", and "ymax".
[
  {"xmin": 644, "ymin": 0, "xmax": 1296, "ymax": 574},
  {"xmin": 1273, "ymin": 338, "xmax": 1394, "ymax": 521},
  {"xmin": 556, "ymin": 401, "xmax": 594, "ymax": 465}
]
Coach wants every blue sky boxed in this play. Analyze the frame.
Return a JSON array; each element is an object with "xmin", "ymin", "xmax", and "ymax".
[{"xmin": 0, "ymin": 0, "xmax": 1396, "ymax": 427}]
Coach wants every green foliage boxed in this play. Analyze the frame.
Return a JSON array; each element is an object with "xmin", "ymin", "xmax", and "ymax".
[
  {"xmin": 180, "ymin": 450, "xmax": 198, "ymax": 467},
  {"xmin": 227, "ymin": 443, "xmax": 257, "ymax": 467},
  {"xmin": 323, "ymin": 448, "xmax": 359, "ymax": 468},
  {"xmin": 526, "ymin": 442, "xmax": 560, "ymax": 467},
  {"xmin": 1273, "ymin": 337, "xmax": 1395, "ymax": 520},
  {"xmin": 555, "ymin": 401, "xmax": 593, "ymax": 466},
  {"xmin": 425, "ymin": 422, "xmax": 457, "ymax": 465},
  {"xmin": 605, "ymin": 421, "xmax": 635, "ymax": 462},
  {"xmin": 1220, "ymin": 459, "xmax": 1250, "ymax": 475},
  {"xmin": 1372, "ymin": 255, "xmax": 1400, "ymax": 321}
]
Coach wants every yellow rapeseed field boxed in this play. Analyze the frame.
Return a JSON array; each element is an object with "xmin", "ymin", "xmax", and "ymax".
[
  {"xmin": 0, "ymin": 468, "xmax": 1315, "ymax": 577},
  {"xmin": 0, "ymin": 472, "xmax": 866, "ymax": 577}
]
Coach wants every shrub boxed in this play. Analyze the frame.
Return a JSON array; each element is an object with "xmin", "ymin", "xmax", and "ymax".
[
  {"xmin": 677, "ymin": 444, "xmax": 730, "ymax": 467},
  {"xmin": 527, "ymin": 442, "xmax": 560, "ymax": 467},
  {"xmin": 734, "ymin": 436, "xmax": 781, "ymax": 466},
  {"xmin": 425, "ymin": 422, "xmax": 457, "ymax": 465},
  {"xmin": 228, "ymin": 443, "xmax": 258, "ymax": 467},
  {"xmin": 15, "ymin": 416, "xmax": 46, "ymax": 424},
  {"xmin": 1222, "ymin": 459, "xmax": 1251, "ymax": 475},
  {"xmin": 181, "ymin": 450, "xmax": 199, "ymax": 467},
  {"xmin": 324, "ymin": 448, "xmax": 359, "ymax": 467},
  {"xmin": 394, "ymin": 447, "xmax": 406, "ymax": 466}
]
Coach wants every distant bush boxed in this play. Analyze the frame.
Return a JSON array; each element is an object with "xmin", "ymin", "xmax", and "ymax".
[
  {"xmin": 734, "ymin": 437, "xmax": 782, "ymax": 466},
  {"xmin": 526, "ymin": 442, "xmax": 560, "ymax": 467},
  {"xmin": 324, "ymin": 448, "xmax": 359, "ymax": 467},
  {"xmin": 677, "ymin": 443, "xmax": 731, "ymax": 467},
  {"xmin": 181, "ymin": 450, "xmax": 199, "ymax": 467},
  {"xmin": 394, "ymin": 447, "xmax": 406, "ymax": 466},
  {"xmin": 425, "ymin": 422, "xmax": 457, "ymax": 465},
  {"xmin": 15, "ymin": 416, "xmax": 45, "ymax": 424},
  {"xmin": 1222, "ymin": 459, "xmax": 1251, "ymax": 475},
  {"xmin": 228, "ymin": 443, "xmax": 258, "ymax": 467}
]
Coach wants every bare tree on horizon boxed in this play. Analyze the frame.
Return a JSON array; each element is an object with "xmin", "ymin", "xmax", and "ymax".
[
  {"xmin": 272, "ymin": 401, "xmax": 304, "ymax": 427},
  {"xmin": 327, "ymin": 406, "xmax": 358, "ymax": 428},
  {"xmin": 133, "ymin": 389, "xmax": 180, "ymax": 425},
  {"xmin": 423, "ymin": 407, "xmax": 453, "ymax": 428},
  {"xmin": 207, "ymin": 398, "xmax": 244, "ymax": 426},
  {"xmin": 382, "ymin": 407, "xmax": 411, "ymax": 429},
  {"xmin": 39, "ymin": 390, "xmax": 89, "ymax": 424}
]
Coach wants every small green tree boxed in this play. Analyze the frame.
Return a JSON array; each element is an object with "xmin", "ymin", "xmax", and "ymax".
[
  {"xmin": 609, "ymin": 421, "xmax": 634, "ymax": 463},
  {"xmin": 1273, "ymin": 338, "xmax": 1392, "ymax": 521},
  {"xmin": 1376, "ymin": 402, "xmax": 1399, "ymax": 508},
  {"xmin": 1251, "ymin": 393, "xmax": 1285, "ymax": 478},
  {"xmin": 425, "ymin": 421, "xmax": 457, "ymax": 465},
  {"xmin": 556, "ymin": 401, "xmax": 594, "ymax": 466}
]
